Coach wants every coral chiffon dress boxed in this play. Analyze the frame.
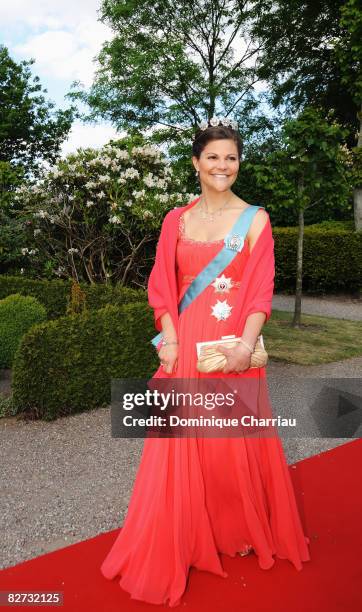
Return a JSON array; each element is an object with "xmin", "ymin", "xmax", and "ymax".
[{"xmin": 100, "ymin": 210, "xmax": 311, "ymax": 607}]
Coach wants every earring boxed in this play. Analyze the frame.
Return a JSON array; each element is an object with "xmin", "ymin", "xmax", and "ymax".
[{"xmin": 195, "ymin": 170, "xmax": 199, "ymax": 178}]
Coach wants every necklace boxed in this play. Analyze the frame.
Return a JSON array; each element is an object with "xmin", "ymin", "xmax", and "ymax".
[{"xmin": 199, "ymin": 193, "xmax": 234, "ymax": 222}]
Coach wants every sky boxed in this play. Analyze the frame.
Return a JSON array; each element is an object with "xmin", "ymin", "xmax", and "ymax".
[
  {"xmin": 1, "ymin": 0, "xmax": 268, "ymax": 158},
  {"xmin": 0, "ymin": 0, "xmax": 123, "ymax": 156}
]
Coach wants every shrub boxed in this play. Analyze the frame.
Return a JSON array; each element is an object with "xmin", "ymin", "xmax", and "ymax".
[
  {"xmin": 11, "ymin": 135, "xmax": 197, "ymax": 286},
  {"xmin": 0, "ymin": 293, "xmax": 47, "ymax": 367},
  {"xmin": 0, "ymin": 395, "xmax": 16, "ymax": 418},
  {"xmin": 273, "ymin": 225, "xmax": 362, "ymax": 295},
  {"xmin": 0, "ymin": 276, "xmax": 72, "ymax": 318},
  {"xmin": 0, "ymin": 275, "xmax": 147, "ymax": 319},
  {"xmin": 12, "ymin": 302, "xmax": 159, "ymax": 420}
]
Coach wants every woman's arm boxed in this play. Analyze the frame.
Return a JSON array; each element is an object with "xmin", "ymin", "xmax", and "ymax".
[
  {"xmin": 157, "ymin": 312, "xmax": 178, "ymax": 374},
  {"xmin": 241, "ymin": 312, "xmax": 267, "ymax": 349},
  {"xmin": 219, "ymin": 209, "xmax": 272, "ymax": 373},
  {"xmin": 159, "ymin": 312, "xmax": 178, "ymax": 342}
]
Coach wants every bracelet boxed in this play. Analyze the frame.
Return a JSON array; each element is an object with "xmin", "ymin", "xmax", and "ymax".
[
  {"xmin": 238, "ymin": 338, "xmax": 254, "ymax": 354},
  {"xmin": 160, "ymin": 339, "xmax": 179, "ymax": 346}
]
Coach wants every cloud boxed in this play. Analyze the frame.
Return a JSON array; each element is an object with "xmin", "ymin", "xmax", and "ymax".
[
  {"xmin": 13, "ymin": 19, "xmax": 110, "ymax": 88},
  {"xmin": 2, "ymin": 2, "xmax": 122, "ymax": 153},
  {"xmin": 60, "ymin": 121, "xmax": 125, "ymax": 157},
  {"xmin": 0, "ymin": 0, "xmax": 103, "ymax": 29}
]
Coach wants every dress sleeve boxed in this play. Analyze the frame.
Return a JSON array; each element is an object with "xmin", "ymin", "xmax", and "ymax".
[
  {"xmin": 147, "ymin": 213, "xmax": 171, "ymax": 332},
  {"xmin": 243, "ymin": 215, "xmax": 275, "ymax": 324},
  {"xmin": 154, "ymin": 307, "xmax": 169, "ymax": 332}
]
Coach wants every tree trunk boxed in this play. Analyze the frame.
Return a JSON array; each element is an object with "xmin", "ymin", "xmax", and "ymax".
[
  {"xmin": 292, "ymin": 181, "xmax": 304, "ymax": 327},
  {"xmin": 354, "ymin": 187, "xmax": 362, "ymax": 230},
  {"xmin": 354, "ymin": 102, "xmax": 362, "ymax": 231}
]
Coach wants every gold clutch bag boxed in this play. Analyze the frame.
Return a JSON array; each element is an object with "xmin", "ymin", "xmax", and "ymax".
[{"xmin": 196, "ymin": 334, "xmax": 268, "ymax": 373}]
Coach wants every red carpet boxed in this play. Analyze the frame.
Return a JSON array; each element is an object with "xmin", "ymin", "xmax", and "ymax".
[{"xmin": 1, "ymin": 440, "xmax": 362, "ymax": 611}]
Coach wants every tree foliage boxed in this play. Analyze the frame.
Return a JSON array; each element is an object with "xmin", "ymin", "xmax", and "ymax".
[
  {"xmin": 244, "ymin": 106, "xmax": 353, "ymax": 324},
  {"xmin": 334, "ymin": 0, "xmax": 362, "ymax": 194},
  {"xmin": 0, "ymin": 45, "xmax": 76, "ymax": 176},
  {"xmin": 68, "ymin": 0, "xmax": 266, "ymax": 138},
  {"xmin": 251, "ymin": 0, "xmax": 360, "ymax": 145},
  {"xmin": 334, "ymin": 0, "xmax": 362, "ymax": 106},
  {"xmin": 246, "ymin": 107, "xmax": 352, "ymax": 220},
  {"xmin": 0, "ymin": 161, "xmax": 27, "ymax": 274}
]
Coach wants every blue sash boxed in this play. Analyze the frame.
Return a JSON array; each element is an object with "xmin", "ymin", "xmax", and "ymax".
[{"xmin": 151, "ymin": 204, "xmax": 263, "ymax": 347}]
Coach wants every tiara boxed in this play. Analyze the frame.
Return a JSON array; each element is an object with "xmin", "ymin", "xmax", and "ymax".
[{"xmin": 198, "ymin": 116, "xmax": 238, "ymax": 131}]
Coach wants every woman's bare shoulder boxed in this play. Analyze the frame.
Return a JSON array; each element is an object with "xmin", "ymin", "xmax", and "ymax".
[
  {"xmin": 231, "ymin": 195, "xmax": 251, "ymax": 209},
  {"xmin": 247, "ymin": 208, "xmax": 270, "ymax": 252}
]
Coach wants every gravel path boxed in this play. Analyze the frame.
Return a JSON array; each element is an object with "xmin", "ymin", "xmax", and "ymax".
[
  {"xmin": 0, "ymin": 407, "xmax": 142, "ymax": 570},
  {"xmin": 0, "ymin": 293, "xmax": 361, "ymax": 570},
  {"xmin": 1, "ymin": 357, "xmax": 359, "ymax": 570},
  {"xmin": 0, "ymin": 407, "xmax": 348, "ymax": 571},
  {"xmin": 273, "ymin": 292, "xmax": 362, "ymax": 321}
]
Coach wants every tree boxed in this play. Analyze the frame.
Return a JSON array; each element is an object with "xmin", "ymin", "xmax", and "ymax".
[
  {"xmin": 251, "ymin": 0, "xmax": 362, "ymax": 228},
  {"xmin": 334, "ymin": 0, "xmax": 362, "ymax": 229},
  {"xmin": 245, "ymin": 107, "xmax": 351, "ymax": 326},
  {"xmin": 67, "ymin": 0, "xmax": 266, "ymax": 140},
  {"xmin": 0, "ymin": 46, "xmax": 76, "ymax": 177},
  {"xmin": 0, "ymin": 161, "xmax": 27, "ymax": 274},
  {"xmin": 251, "ymin": 0, "xmax": 359, "ymax": 138}
]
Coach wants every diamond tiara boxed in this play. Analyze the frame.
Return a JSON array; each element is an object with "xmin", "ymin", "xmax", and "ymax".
[{"xmin": 198, "ymin": 116, "xmax": 238, "ymax": 131}]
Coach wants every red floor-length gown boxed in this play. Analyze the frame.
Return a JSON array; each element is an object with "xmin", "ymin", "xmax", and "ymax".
[{"xmin": 100, "ymin": 211, "xmax": 311, "ymax": 607}]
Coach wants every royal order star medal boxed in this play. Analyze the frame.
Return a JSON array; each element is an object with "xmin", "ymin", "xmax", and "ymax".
[
  {"xmin": 211, "ymin": 274, "xmax": 233, "ymax": 293},
  {"xmin": 225, "ymin": 233, "xmax": 244, "ymax": 252},
  {"xmin": 211, "ymin": 299, "xmax": 232, "ymax": 321}
]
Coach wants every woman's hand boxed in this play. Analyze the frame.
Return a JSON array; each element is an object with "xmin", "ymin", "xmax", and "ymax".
[
  {"xmin": 216, "ymin": 343, "xmax": 251, "ymax": 374},
  {"xmin": 158, "ymin": 344, "xmax": 179, "ymax": 374}
]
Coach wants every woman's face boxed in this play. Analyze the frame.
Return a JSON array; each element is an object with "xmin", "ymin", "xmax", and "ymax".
[{"xmin": 192, "ymin": 139, "xmax": 240, "ymax": 193}]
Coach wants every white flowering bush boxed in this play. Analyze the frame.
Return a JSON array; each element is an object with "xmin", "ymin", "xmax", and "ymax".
[{"xmin": 12, "ymin": 137, "xmax": 197, "ymax": 285}]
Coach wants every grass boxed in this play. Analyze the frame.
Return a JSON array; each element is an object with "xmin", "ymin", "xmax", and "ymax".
[{"xmin": 264, "ymin": 310, "xmax": 362, "ymax": 365}]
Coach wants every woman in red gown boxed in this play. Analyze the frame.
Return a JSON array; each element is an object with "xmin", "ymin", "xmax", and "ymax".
[{"xmin": 100, "ymin": 119, "xmax": 310, "ymax": 607}]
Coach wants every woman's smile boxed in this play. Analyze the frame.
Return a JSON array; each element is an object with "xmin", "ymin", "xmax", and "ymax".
[{"xmin": 192, "ymin": 139, "xmax": 240, "ymax": 195}]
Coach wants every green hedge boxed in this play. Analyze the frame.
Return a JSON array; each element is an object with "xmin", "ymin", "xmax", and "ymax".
[
  {"xmin": 1, "ymin": 225, "xmax": 361, "ymax": 301},
  {"xmin": 8, "ymin": 223, "xmax": 362, "ymax": 420},
  {"xmin": 12, "ymin": 303, "xmax": 159, "ymax": 420},
  {"xmin": 0, "ymin": 276, "xmax": 71, "ymax": 318},
  {"xmin": 0, "ymin": 276, "xmax": 147, "ymax": 319},
  {"xmin": 0, "ymin": 294, "xmax": 47, "ymax": 367},
  {"xmin": 273, "ymin": 226, "xmax": 362, "ymax": 294}
]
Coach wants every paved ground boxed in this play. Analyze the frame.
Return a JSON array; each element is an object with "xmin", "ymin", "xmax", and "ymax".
[
  {"xmin": 0, "ymin": 292, "xmax": 361, "ymax": 570},
  {"xmin": 273, "ymin": 292, "xmax": 362, "ymax": 321}
]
